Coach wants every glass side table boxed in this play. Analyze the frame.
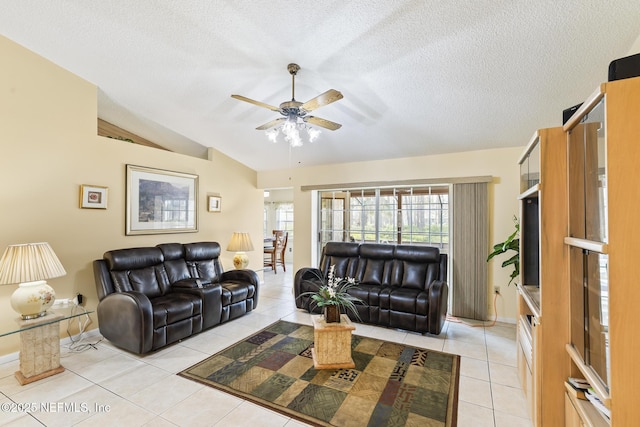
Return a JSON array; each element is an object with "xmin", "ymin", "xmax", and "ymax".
[{"xmin": 0, "ymin": 306, "xmax": 93, "ymax": 385}]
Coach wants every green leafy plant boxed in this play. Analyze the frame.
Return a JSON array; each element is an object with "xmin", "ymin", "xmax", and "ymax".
[
  {"xmin": 487, "ymin": 216, "xmax": 520, "ymax": 286},
  {"xmin": 298, "ymin": 265, "xmax": 364, "ymax": 321}
]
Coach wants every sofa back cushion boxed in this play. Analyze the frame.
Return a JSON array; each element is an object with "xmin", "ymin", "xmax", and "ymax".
[
  {"xmin": 319, "ymin": 242, "xmax": 360, "ymax": 278},
  {"xmin": 391, "ymin": 245, "xmax": 441, "ymax": 290},
  {"xmin": 184, "ymin": 242, "xmax": 223, "ymax": 282},
  {"xmin": 356, "ymin": 244, "xmax": 395, "ymax": 286},
  {"xmin": 104, "ymin": 247, "xmax": 168, "ymax": 297},
  {"xmin": 157, "ymin": 243, "xmax": 191, "ymax": 283}
]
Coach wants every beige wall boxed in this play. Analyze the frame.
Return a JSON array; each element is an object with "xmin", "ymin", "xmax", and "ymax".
[
  {"xmin": 0, "ymin": 36, "xmax": 263, "ymax": 356},
  {"xmin": 258, "ymin": 146, "xmax": 524, "ymax": 322},
  {"xmin": 0, "ymin": 33, "xmax": 526, "ymax": 358}
]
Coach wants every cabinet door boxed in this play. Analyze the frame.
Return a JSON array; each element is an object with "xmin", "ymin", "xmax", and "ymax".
[{"xmin": 565, "ymin": 394, "xmax": 585, "ymax": 427}]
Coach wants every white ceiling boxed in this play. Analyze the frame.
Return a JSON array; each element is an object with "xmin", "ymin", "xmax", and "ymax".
[{"xmin": 2, "ymin": 1, "xmax": 640, "ymax": 171}]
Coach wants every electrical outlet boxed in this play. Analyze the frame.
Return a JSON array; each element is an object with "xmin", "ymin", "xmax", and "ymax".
[{"xmin": 494, "ymin": 286, "xmax": 500, "ymax": 295}]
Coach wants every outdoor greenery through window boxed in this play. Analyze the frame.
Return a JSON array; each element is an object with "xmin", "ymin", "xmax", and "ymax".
[{"xmin": 319, "ymin": 186, "xmax": 449, "ymax": 251}]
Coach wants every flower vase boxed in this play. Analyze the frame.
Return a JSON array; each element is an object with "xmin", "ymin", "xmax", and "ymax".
[{"xmin": 324, "ymin": 305, "xmax": 341, "ymax": 323}]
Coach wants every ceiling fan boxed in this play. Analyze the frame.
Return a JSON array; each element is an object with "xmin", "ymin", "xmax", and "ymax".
[{"xmin": 231, "ymin": 63, "xmax": 343, "ymax": 145}]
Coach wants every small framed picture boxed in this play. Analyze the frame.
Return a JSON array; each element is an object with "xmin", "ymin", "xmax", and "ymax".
[
  {"xmin": 208, "ymin": 196, "xmax": 222, "ymax": 212},
  {"xmin": 80, "ymin": 185, "xmax": 108, "ymax": 209}
]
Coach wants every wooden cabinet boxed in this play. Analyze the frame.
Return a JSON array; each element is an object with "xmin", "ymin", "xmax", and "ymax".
[
  {"xmin": 516, "ymin": 128, "xmax": 569, "ymax": 426},
  {"xmin": 562, "ymin": 76, "xmax": 640, "ymax": 426}
]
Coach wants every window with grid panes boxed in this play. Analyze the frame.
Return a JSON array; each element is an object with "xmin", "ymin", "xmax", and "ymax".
[
  {"xmin": 275, "ymin": 203, "xmax": 294, "ymax": 237},
  {"xmin": 318, "ymin": 186, "xmax": 448, "ymax": 251}
]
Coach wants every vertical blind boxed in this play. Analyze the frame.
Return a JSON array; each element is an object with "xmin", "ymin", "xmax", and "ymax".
[{"xmin": 451, "ymin": 182, "xmax": 488, "ymax": 320}]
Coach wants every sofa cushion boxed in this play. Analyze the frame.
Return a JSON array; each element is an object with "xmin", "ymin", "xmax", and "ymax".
[
  {"xmin": 152, "ymin": 293, "xmax": 202, "ymax": 326},
  {"xmin": 158, "ymin": 243, "xmax": 191, "ymax": 283},
  {"xmin": 319, "ymin": 242, "xmax": 360, "ymax": 278},
  {"xmin": 392, "ymin": 245, "xmax": 441, "ymax": 290},
  {"xmin": 357, "ymin": 244, "xmax": 395, "ymax": 286},
  {"xmin": 185, "ymin": 242, "xmax": 222, "ymax": 282},
  {"xmin": 104, "ymin": 248, "xmax": 168, "ymax": 296},
  {"xmin": 389, "ymin": 288, "xmax": 427, "ymax": 312},
  {"xmin": 221, "ymin": 282, "xmax": 251, "ymax": 305}
]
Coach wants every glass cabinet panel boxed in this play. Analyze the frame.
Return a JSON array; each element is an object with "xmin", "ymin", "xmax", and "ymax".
[
  {"xmin": 519, "ymin": 136, "xmax": 541, "ymax": 193},
  {"xmin": 568, "ymin": 99, "xmax": 608, "ymax": 242},
  {"xmin": 528, "ymin": 141, "xmax": 540, "ymax": 189},
  {"xmin": 569, "ymin": 247, "xmax": 610, "ymax": 391},
  {"xmin": 584, "ymin": 101, "xmax": 607, "ymax": 243}
]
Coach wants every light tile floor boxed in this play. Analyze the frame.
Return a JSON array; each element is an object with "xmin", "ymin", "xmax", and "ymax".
[{"xmin": 0, "ymin": 267, "xmax": 532, "ymax": 426}]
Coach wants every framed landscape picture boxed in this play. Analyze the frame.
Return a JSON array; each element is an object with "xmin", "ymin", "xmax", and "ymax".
[{"xmin": 126, "ymin": 165, "xmax": 198, "ymax": 235}]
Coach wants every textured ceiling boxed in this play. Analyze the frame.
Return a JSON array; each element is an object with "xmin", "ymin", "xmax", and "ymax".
[{"xmin": 2, "ymin": 1, "xmax": 640, "ymax": 171}]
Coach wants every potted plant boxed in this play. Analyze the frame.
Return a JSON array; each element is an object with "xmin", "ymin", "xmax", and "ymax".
[
  {"xmin": 299, "ymin": 265, "xmax": 364, "ymax": 323},
  {"xmin": 487, "ymin": 216, "xmax": 520, "ymax": 286}
]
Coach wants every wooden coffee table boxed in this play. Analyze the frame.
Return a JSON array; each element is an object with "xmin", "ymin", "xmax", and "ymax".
[{"xmin": 311, "ymin": 314, "xmax": 355, "ymax": 369}]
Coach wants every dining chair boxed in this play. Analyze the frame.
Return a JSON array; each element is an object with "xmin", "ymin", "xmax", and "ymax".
[{"xmin": 264, "ymin": 230, "xmax": 287, "ymax": 273}]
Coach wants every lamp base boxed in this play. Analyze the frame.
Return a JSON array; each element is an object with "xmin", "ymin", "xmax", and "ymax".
[
  {"xmin": 232, "ymin": 252, "xmax": 249, "ymax": 269},
  {"xmin": 11, "ymin": 280, "xmax": 56, "ymax": 320}
]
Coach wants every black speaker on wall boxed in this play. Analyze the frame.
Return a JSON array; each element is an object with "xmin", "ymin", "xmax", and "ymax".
[
  {"xmin": 609, "ymin": 52, "xmax": 640, "ymax": 81},
  {"xmin": 562, "ymin": 103, "xmax": 583, "ymax": 125}
]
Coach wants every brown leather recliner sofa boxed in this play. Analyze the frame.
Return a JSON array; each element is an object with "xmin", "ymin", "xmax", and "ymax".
[
  {"xmin": 93, "ymin": 242, "xmax": 259, "ymax": 354},
  {"xmin": 294, "ymin": 242, "xmax": 448, "ymax": 335}
]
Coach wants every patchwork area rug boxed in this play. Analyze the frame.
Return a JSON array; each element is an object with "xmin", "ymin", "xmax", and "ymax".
[{"xmin": 179, "ymin": 320, "xmax": 459, "ymax": 427}]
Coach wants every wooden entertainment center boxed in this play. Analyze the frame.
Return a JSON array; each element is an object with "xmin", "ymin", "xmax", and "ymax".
[{"xmin": 516, "ymin": 76, "xmax": 640, "ymax": 426}]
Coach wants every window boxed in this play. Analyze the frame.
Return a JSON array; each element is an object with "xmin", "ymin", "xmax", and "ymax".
[
  {"xmin": 275, "ymin": 203, "xmax": 294, "ymax": 237},
  {"xmin": 319, "ymin": 186, "xmax": 449, "ymax": 251}
]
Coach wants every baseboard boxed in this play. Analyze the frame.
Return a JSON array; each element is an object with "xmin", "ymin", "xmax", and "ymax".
[
  {"xmin": 0, "ymin": 328, "xmax": 102, "ymax": 365},
  {"xmin": 496, "ymin": 316, "xmax": 516, "ymax": 325}
]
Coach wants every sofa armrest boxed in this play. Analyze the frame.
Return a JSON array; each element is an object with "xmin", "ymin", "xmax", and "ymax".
[
  {"xmin": 294, "ymin": 268, "xmax": 323, "ymax": 310},
  {"xmin": 221, "ymin": 269, "xmax": 260, "ymax": 310},
  {"xmin": 221, "ymin": 269, "xmax": 260, "ymax": 286},
  {"xmin": 171, "ymin": 278, "xmax": 211, "ymax": 289},
  {"xmin": 93, "ymin": 259, "xmax": 114, "ymax": 301},
  {"xmin": 427, "ymin": 280, "xmax": 449, "ymax": 335},
  {"xmin": 96, "ymin": 291, "xmax": 154, "ymax": 354}
]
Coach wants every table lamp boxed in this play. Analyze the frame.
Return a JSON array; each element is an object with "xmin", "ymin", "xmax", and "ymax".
[
  {"xmin": 0, "ymin": 242, "xmax": 66, "ymax": 319},
  {"xmin": 226, "ymin": 232, "xmax": 254, "ymax": 269}
]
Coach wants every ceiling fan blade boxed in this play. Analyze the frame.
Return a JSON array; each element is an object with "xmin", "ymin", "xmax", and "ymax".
[
  {"xmin": 256, "ymin": 117, "xmax": 286, "ymax": 130},
  {"xmin": 305, "ymin": 116, "xmax": 342, "ymax": 131},
  {"xmin": 301, "ymin": 89, "xmax": 343, "ymax": 112},
  {"xmin": 231, "ymin": 94, "xmax": 280, "ymax": 112}
]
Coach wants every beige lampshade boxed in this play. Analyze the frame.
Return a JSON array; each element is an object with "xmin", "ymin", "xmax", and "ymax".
[
  {"xmin": 226, "ymin": 232, "xmax": 254, "ymax": 269},
  {"xmin": 0, "ymin": 242, "xmax": 66, "ymax": 319},
  {"xmin": 226, "ymin": 232, "xmax": 255, "ymax": 252}
]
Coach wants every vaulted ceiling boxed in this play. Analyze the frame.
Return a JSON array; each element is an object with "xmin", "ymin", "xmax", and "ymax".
[{"xmin": 2, "ymin": 1, "xmax": 640, "ymax": 171}]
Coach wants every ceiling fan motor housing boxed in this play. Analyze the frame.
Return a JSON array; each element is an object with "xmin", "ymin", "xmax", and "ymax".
[
  {"xmin": 287, "ymin": 63, "xmax": 300, "ymax": 76},
  {"xmin": 279, "ymin": 100, "xmax": 304, "ymax": 117}
]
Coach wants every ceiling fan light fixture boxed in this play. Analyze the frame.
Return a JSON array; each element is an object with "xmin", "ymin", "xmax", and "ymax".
[
  {"xmin": 307, "ymin": 126, "xmax": 321, "ymax": 143},
  {"xmin": 282, "ymin": 120, "xmax": 303, "ymax": 147},
  {"xmin": 265, "ymin": 128, "xmax": 279, "ymax": 143},
  {"xmin": 265, "ymin": 117, "xmax": 320, "ymax": 147}
]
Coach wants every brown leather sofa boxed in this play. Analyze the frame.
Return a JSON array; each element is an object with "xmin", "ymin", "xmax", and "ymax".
[
  {"xmin": 93, "ymin": 242, "xmax": 259, "ymax": 354},
  {"xmin": 294, "ymin": 242, "xmax": 448, "ymax": 335}
]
